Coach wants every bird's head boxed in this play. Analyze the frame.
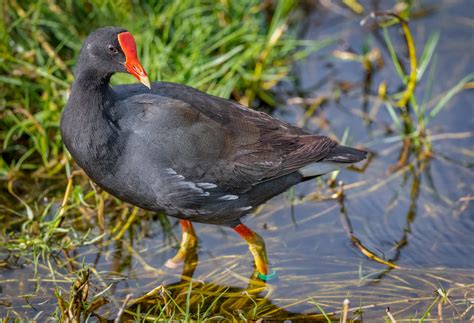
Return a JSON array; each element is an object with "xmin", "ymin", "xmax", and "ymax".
[{"xmin": 79, "ymin": 27, "xmax": 150, "ymax": 88}]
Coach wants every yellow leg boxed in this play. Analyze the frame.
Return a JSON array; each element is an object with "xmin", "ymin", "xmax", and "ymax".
[
  {"xmin": 165, "ymin": 220, "xmax": 198, "ymax": 269},
  {"xmin": 234, "ymin": 223, "xmax": 275, "ymax": 280}
]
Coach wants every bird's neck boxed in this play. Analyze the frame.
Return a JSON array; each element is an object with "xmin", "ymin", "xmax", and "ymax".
[
  {"xmin": 66, "ymin": 67, "xmax": 114, "ymax": 125},
  {"xmin": 61, "ymin": 68, "xmax": 121, "ymax": 179},
  {"xmin": 73, "ymin": 67, "xmax": 113, "ymax": 93}
]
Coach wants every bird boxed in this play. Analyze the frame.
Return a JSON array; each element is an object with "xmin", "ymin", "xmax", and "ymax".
[{"xmin": 60, "ymin": 27, "xmax": 367, "ymax": 281}]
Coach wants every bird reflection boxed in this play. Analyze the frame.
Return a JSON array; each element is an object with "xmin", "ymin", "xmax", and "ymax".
[{"xmin": 121, "ymin": 238, "xmax": 331, "ymax": 322}]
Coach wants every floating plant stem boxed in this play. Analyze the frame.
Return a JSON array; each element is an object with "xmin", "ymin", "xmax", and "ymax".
[{"xmin": 337, "ymin": 184, "xmax": 400, "ymax": 269}]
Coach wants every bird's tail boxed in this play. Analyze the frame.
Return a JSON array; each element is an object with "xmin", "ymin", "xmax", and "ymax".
[
  {"xmin": 322, "ymin": 145, "xmax": 368, "ymax": 163},
  {"xmin": 298, "ymin": 145, "xmax": 367, "ymax": 178}
]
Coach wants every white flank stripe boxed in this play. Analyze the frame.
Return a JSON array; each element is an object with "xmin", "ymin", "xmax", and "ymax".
[
  {"xmin": 237, "ymin": 206, "xmax": 252, "ymax": 211},
  {"xmin": 165, "ymin": 168, "xmax": 177, "ymax": 175},
  {"xmin": 218, "ymin": 195, "xmax": 239, "ymax": 201},
  {"xmin": 197, "ymin": 183, "xmax": 217, "ymax": 189}
]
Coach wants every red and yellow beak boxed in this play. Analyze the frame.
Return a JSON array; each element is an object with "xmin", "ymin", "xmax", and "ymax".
[{"xmin": 117, "ymin": 31, "xmax": 151, "ymax": 89}]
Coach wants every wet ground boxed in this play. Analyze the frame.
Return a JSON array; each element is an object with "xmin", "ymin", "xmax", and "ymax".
[{"xmin": 1, "ymin": 0, "xmax": 473, "ymax": 321}]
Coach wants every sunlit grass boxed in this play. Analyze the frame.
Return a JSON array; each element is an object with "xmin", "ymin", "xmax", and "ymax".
[
  {"xmin": 1, "ymin": 0, "xmax": 473, "ymax": 321},
  {"xmin": 1, "ymin": 0, "xmax": 325, "ymax": 251},
  {"xmin": 1, "ymin": 0, "xmax": 329, "ymax": 178}
]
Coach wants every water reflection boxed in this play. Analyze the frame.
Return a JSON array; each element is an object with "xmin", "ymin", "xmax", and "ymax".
[
  {"xmin": 120, "ymin": 242, "xmax": 331, "ymax": 322},
  {"xmin": 67, "ymin": 232, "xmax": 334, "ymax": 321},
  {"xmin": 2, "ymin": 0, "xmax": 474, "ymax": 320}
]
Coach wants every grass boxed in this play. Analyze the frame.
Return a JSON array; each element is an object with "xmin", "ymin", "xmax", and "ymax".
[
  {"xmin": 1, "ymin": 0, "xmax": 473, "ymax": 321},
  {"xmin": 1, "ymin": 0, "xmax": 324, "ymax": 254},
  {"xmin": 1, "ymin": 0, "xmax": 326, "ymax": 177},
  {"xmin": 332, "ymin": 8, "xmax": 473, "ymax": 173},
  {"xmin": 373, "ymin": 12, "xmax": 473, "ymax": 167}
]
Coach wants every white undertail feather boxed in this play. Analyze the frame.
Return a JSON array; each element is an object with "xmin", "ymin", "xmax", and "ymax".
[{"xmin": 298, "ymin": 162, "xmax": 342, "ymax": 177}]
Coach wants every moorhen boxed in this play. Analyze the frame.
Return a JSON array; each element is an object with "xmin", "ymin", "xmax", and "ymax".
[{"xmin": 61, "ymin": 27, "xmax": 367, "ymax": 280}]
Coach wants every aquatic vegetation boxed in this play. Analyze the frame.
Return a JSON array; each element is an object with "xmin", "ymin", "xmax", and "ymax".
[
  {"xmin": 366, "ymin": 12, "xmax": 473, "ymax": 169},
  {"xmin": 1, "ymin": 0, "xmax": 473, "ymax": 321}
]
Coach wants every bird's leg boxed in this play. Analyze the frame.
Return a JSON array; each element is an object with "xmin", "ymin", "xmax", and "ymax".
[
  {"xmin": 234, "ymin": 223, "xmax": 275, "ymax": 280},
  {"xmin": 165, "ymin": 220, "xmax": 198, "ymax": 269}
]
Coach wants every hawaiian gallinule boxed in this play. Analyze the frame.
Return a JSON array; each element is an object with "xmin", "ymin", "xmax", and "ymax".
[{"xmin": 61, "ymin": 27, "xmax": 367, "ymax": 280}]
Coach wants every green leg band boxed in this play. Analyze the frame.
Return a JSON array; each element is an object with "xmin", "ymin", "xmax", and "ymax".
[{"xmin": 257, "ymin": 270, "xmax": 278, "ymax": 281}]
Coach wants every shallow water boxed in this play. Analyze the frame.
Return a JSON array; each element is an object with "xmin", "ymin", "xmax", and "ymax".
[{"xmin": 1, "ymin": 0, "xmax": 473, "ymax": 321}]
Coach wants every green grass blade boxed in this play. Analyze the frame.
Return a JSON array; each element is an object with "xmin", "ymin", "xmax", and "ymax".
[
  {"xmin": 417, "ymin": 32, "xmax": 440, "ymax": 81},
  {"xmin": 427, "ymin": 73, "xmax": 474, "ymax": 123}
]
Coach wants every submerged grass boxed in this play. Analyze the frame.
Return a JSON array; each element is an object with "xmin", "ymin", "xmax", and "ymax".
[
  {"xmin": 332, "ymin": 7, "xmax": 473, "ymax": 173},
  {"xmin": 374, "ymin": 13, "xmax": 473, "ymax": 166},
  {"xmin": 1, "ymin": 0, "xmax": 473, "ymax": 321}
]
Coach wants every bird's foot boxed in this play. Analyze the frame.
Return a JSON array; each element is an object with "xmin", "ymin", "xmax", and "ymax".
[
  {"xmin": 165, "ymin": 228, "xmax": 198, "ymax": 269},
  {"xmin": 164, "ymin": 257, "xmax": 183, "ymax": 269}
]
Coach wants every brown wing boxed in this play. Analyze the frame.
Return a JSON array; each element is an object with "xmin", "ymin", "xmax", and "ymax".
[
  {"xmin": 113, "ymin": 82, "xmax": 339, "ymax": 194},
  {"xmin": 221, "ymin": 106, "xmax": 338, "ymax": 189}
]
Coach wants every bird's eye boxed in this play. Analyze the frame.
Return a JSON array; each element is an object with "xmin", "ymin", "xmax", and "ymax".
[{"xmin": 107, "ymin": 44, "xmax": 118, "ymax": 54}]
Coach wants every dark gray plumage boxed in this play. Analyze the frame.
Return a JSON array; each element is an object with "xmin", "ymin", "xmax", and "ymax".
[{"xmin": 61, "ymin": 27, "xmax": 367, "ymax": 227}]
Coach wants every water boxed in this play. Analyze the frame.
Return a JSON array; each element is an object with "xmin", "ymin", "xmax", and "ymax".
[{"xmin": 1, "ymin": 0, "xmax": 473, "ymax": 320}]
